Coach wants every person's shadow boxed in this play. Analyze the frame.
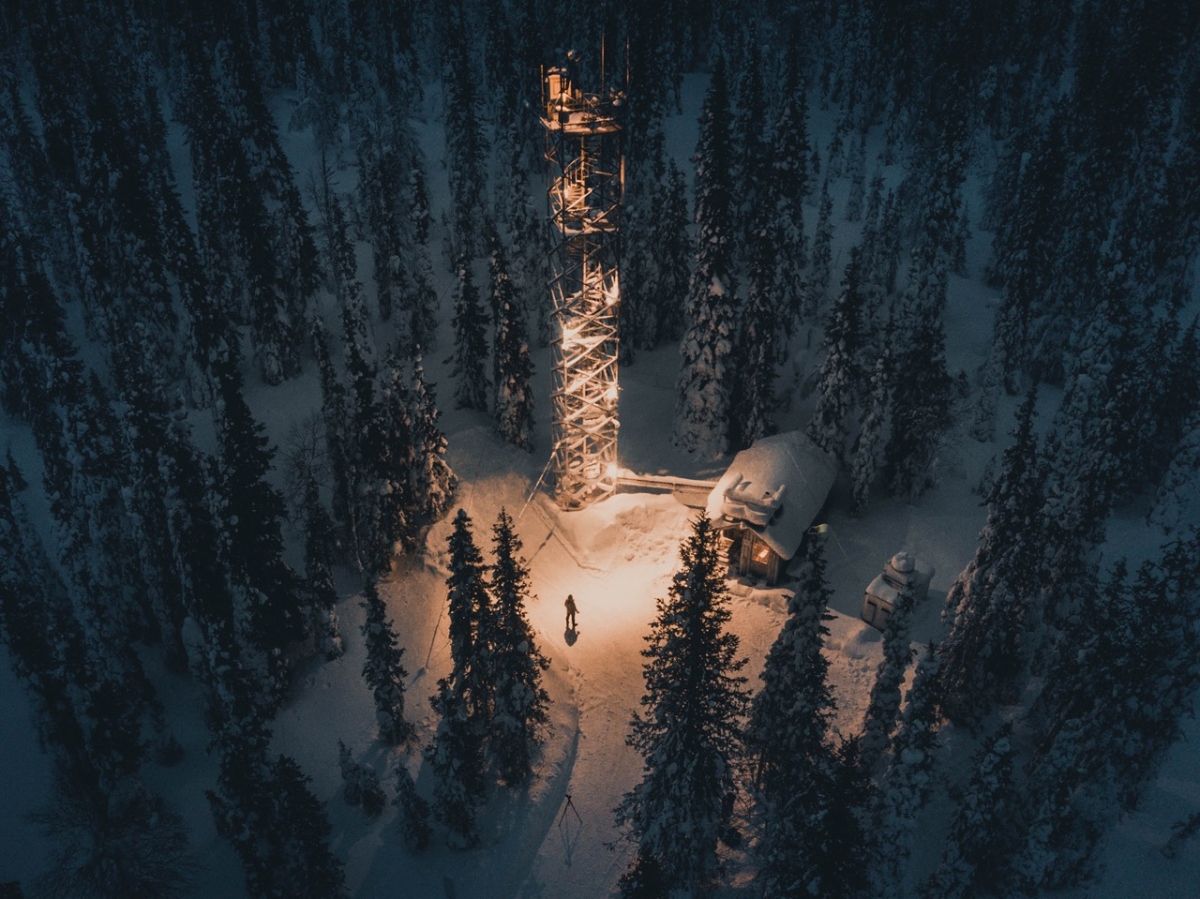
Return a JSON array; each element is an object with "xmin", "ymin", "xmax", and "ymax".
[{"xmin": 564, "ymin": 627, "xmax": 578, "ymax": 646}]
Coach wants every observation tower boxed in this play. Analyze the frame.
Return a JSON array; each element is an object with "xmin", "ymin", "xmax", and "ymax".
[{"xmin": 540, "ymin": 60, "xmax": 624, "ymax": 509}]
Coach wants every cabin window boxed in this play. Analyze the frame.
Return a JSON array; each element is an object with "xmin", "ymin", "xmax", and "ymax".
[{"xmin": 747, "ymin": 536, "xmax": 773, "ymax": 578}]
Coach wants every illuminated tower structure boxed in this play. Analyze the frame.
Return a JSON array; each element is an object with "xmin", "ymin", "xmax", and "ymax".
[{"xmin": 541, "ymin": 61, "xmax": 624, "ymax": 509}]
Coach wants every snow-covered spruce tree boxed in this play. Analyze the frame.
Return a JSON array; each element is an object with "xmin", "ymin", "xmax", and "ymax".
[
  {"xmin": 988, "ymin": 120, "xmax": 1068, "ymax": 393},
  {"xmin": 1023, "ymin": 540, "xmax": 1200, "ymax": 872},
  {"xmin": 850, "ymin": 351, "xmax": 891, "ymax": 516},
  {"xmin": 336, "ymin": 194, "xmax": 379, "ymax": 432},
  {"xmin": 0, "ymin": 83, "xmax": 73, "ymax": 306},
  {"xmin": 747, "ymin": 534, "xmax": 835, "ymax": 800},
  {"xmin": 863, "ymin": 171, "xmax": 886, "ymax": 235},
  {"xmin": 301, "ymin": 474, "xmax": 343, "ymax": 660},
  {"xmin": 808, "ymin": 243, "xmax": 869, "ymax": 460},
  {"xmin": 494, "ymin": 119, "xmax": 547, "ymax": 344},
  {"xmin": 441, "ymin": 3, "xmax": 489, "ymax": 260},
  {"xmin": 806, "ymin": 736, "xmax": 875, "ymax": 899},
  {"xmin": 487, "ymin": 509, "xmax": 551, "ymax": 785},
  {"xmin": 1050, "ymin": 257, "xmax": 1160, "ymax": 512},
  {"xmin": 426, "ymin": 675, "xmax": 486, "ymax": 848},
  {"xmin": 1149, "ymin": 406, "xmax": 1200, "ymax": 533},
  {"xmin": 920, "ymin": 724, "xmax": 1017, "ymax": 899},
  {"xmin": 0, "ymin": 455, "xmax": 95, "ymax": 773},
  {"xmin": 152, "ymin": 389, "xmax": 236, "ymax": 673},
  {"xmin": 733, "ymin": 221, "xmax": 779, "ymax": 450},
  {"xmin": 395, "ymin": 764, "xmax": 432, "ymax": 851},
  {"xmin": 338, "ymin": 741, "xmax": 387, "ymax": 818},
  {"xmin": 179, "ymin": 44, "xmax": 303, "ymax": 385},
  {"xmin": 871, "ymin": 645, "xmax": 942, "ymax": 897},
  {"xmin": 213, "ymin": 364, "xmax": 306, "ymax": 705},
  {"xmin": 35, "ymin": 368, "xmax": 176, "ymax": 786},
  {"xmin": 805, "ymin": 177, "xmax": 834, "ymax": 320},
  {"xmin": 876, "ymin": 189, "xmax": 904, "ymax": 295},
  {"xmin": 444, "ymin": 508, "xmax": 495, "ymax": 729},
  {"xmin": 312, "ymin": 317, "xmax": 353, "ymax": 536},
  {"xmin": 205, "ymin": 631, "xmax": 346, "ymax": 898},
  {"xmin": 28, "ymin": 32, "xmax": 187, "ymax": 395},
  {"xmin": 409, "ymin": 356, "xmax": 457, "ymax": 524},
  {"xmin": 37, "ymin": 367, "xmax": 147, "ymax": 647},
  {"xmin": 356, "ymin": 129, "xmax": 407, "ymax": 323},
  {"xmin": 617, "ymin": 514, "xmax": 751, "ymax": 893},
  {"xmin": 860, "ymin": 578, "xmax": 916, "ymax": 767},
  {"xmin": 824, "ymin": 113, "xmax": 851, "ymax": 179},
  {"xmin": 30, "ymin": 764, "xmax": 195, "ymax": 899},
  {"xmin": 768, "ymin": 66, "xmax": 810, "ymax": 333},
  {"xmin": 883, "ymin": 245, "xmax": 955, "ymax": 500},
  {"xmin": 265, "ymin": 755, "xmax": 348, "ymax": 896},
  {"xmin": 969, "ymin": 346, "xmax": 1004, "ymax": 443},
  {"xmin": 654, "ymin": 159, "xmax": 693, "ymax": 345},
  {"xmin": 747, "ymin": 536, "xmax": 842, "ymax": 898},
  {"xmin": 1034, "ymin": 425, "xmax": 1106, "ymax": 631},
  {"xmin": 938, "ymin": 388, "xmax": 1045, "ymax": 726},
  {"xmin": 732, "ymin": 37, "xmax": 768, "ymax": 266},
  {"xmin": 405, "ymin": 150, "xmax": 441, "ymax": 352},
  {"xmin": 621, "ymin": 126, "xmax": 666, "ymax": 357},
  {"xmin": 0, "ymin": 202, "xmax": 74, "ymax": 419},
  {"xmin": 450, "ymin": 258, "xmax": 491, "ymax": 411},
  {"xmin": 330, "ymin": 207, "xmax": 386, "ymax": 570},
  {"xmin": 1006, "ymin": 717, "xmax": 1096, "ymax": 895},
  {"xmin": 675, "ymin": 56, "xmax": 740, "ymax": 458},
  {"xmin": 211, "ymin": 33, "xmax": 322, "ymax": 325},
  {"xmin": 367, "ymin": 350, "xmax": 418, "ymax": 569},
  {"xmin": 845, "ymin": 133, "xmax": 867, "ymax": 222},
  {"xmin": 1146, "ymin": 317, "xmax": 1200, "ymax": 487},
  {"xmin": 338, "ymin": 739, "xmax": 363, "ymax": 807},
  {"xmin": 360, "ymin": 580, "xmax": 415, "ymax": 746},
  {"xmin": 491, "ymin": 241, "xmax": 535, "ymax": 451},
  {"xmin": 120, "ymin": 358, "xmax": 199, "ymax": 672},
  {"xmin": 951, "ymin": 199, "xmax": 971, "ymax": 276}
]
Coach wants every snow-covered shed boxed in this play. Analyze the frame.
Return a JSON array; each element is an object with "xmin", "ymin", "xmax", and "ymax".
[
  {"xmin": 706, "ymin": 431, "xmax": 838, "ymax": 584},
  {"xmin": 861, "ymin": 552, "xmax": 935, "ymax": 630}
]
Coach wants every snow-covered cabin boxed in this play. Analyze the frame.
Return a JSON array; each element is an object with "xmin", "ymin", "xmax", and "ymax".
[{"xmin": 706, "ymin": 431, "xmax": 838, "ymax": 585}]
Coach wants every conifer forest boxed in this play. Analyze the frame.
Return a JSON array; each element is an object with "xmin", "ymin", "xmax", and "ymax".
[{"xmin": 1, "ymin": 2, "xmax": 1198, "ymax": 897}]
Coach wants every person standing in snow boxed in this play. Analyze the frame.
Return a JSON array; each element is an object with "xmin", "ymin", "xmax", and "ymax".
[{"xmin": 565, "ymin": 594, "xmax": 578, "ymax": 630}]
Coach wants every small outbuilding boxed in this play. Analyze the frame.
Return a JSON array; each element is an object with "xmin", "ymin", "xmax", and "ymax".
[
  {"xmin": 861, "ymin": 551, "xmax": 935, "ymax": 630},
  {"xmin": 706, "ymin": 431, "xmax": 838, "ymax": 585}
]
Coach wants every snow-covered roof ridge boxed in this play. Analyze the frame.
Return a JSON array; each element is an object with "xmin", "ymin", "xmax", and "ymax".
[{"xmin": 706, "ymin": 431, "xmax": 838, "ymax": 561}]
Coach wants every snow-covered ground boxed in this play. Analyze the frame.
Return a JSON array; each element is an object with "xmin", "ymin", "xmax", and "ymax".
[{"xmin": 2, "ymin": 69, "xmax": 1198, "ymax": 899}]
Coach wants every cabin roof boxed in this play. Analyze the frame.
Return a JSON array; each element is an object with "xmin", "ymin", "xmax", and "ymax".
[{"xmin": 706, "ymin": 431, "xmax": 838, "ymax": 562}]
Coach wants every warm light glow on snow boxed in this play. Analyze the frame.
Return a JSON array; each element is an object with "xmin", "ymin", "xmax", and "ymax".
[{"xmin": 532, "ymin": 494, "xmax": 693, "ymax": 643}]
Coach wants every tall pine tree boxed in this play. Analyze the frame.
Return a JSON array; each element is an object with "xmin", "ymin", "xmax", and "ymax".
[
  {"xmin": 487, "ymin": 509, "xmax": 550, "ymax": 784},
  {"xmin": 675, "ymin": 57, "xmax": 739, "ymax": 457},
  {"xmin": 491, "ymin": 242, "xmax": 535, "ymax": 451},
  {"xmin": 747, "ymin": 535, "xmax": 840, "ymax": 898},
  {"xmin": 360, "ymin": 580, "xmax": 415, "ymax": 746},
  {"xmin": 450, "ymin": 258, "xmax": 490, "ymax": 411},
  {"xmin": 938, "ymin": 389, "xmax": 1045, "ymax": 726},
  {"xmin": 617, "ymin": 514, "xmax": 750, "ymax": 893}
]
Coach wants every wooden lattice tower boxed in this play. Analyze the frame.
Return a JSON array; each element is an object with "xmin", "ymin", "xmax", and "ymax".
[{"xmin": 541, "ymin": 63, "xmax": 624, "ymax": 508}]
